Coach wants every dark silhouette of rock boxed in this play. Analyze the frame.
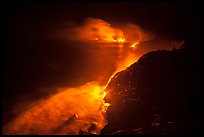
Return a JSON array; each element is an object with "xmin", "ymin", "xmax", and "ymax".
[{"xmin": 101, "ymin": 42, "xmax": 202, "ymax": 135}]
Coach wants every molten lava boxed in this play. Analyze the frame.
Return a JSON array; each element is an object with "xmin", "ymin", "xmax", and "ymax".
[
  {"xmin": 3, "ymin": 83, "xmax": 110, "ymax": 135},
  {"xmin": 130, "ymin": 41, "xmax": 139, "ymax": 48},
  {"xmin": 3, "ymin": 18, "xmax": 147, "ymax": 135}
]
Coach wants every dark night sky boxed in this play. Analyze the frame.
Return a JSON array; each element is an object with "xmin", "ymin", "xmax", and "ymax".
[
  {"xmin": 3, "ymin": 2, "xmax": 201, "ymax": 36},
  {"xmin": 2, "ymin": 1, "xmax": 202, "ymax": 126}
]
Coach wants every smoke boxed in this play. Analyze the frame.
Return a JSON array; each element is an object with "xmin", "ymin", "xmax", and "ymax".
[
  {"xmin": 120, "ymin": 23, "xmax": 155, "ymax": 42},
  {"xmin": 69, "ymin": 18, "xmax": 124, "ymax": 42},
  {"xmin": 3, "ymin": 82, "xmax": 108, "ymax": 135},
  {"xmin": 57, "ymin": 17, "xmax": 158, "ymax": 78},
  {"xmin": 3, "ymin": 17, "xmax": 184, "ymax": 135},
  {"xmin": 60, "ymin": 17, "xmax": 155, "ymax": 44}
]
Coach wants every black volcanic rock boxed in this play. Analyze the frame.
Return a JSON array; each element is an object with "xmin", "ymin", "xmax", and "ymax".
[{"xmin": 101, "ymin": 46, "xmax": 202, "ymax": 135}]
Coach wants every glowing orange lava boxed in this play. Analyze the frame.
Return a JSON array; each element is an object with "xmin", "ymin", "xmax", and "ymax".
[
  {"xmin": 3, "ymin": 18, "xmax": 143, "ymax": 135},
  {"xmin": 130, "ymin": 41, "xmax": 139, "ymax": 48},
  {"xmin": 3, "ymin": 83, "xmax": 110, "ymax": 135}
]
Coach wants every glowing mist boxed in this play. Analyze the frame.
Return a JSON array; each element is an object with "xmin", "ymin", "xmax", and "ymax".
[{"xmin": 3, "ymin": 18, "xmax": 156, "ymax": 135}]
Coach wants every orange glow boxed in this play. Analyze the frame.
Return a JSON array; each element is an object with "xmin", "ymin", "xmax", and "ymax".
[
  {"xmin": 105, "ymin": 52, "xmax": 139, "ymax": 89},
  {"xmin": 3, "ymin": 83, "xmax": 110, "ymax": 135},
  {"xmin": 77, "ymin": 18, "xmax": 126, "ymax": 43},
  {"xmin": 130, "ymin": 41, "xmax": 139, "ymax": 48},
  {"xmin": 113, "ymin": 37, "xmax": 126, "ymax": 43},
  {"xmin": 3, "ymin": 18, "xmax": 148, "ymax": 135},
  {"xmin": 62, "ymin": 18, "xmax": 155, "ymax": 45}
]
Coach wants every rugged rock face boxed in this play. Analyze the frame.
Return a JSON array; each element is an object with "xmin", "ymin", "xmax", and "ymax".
[{"xmin": 101, "ymin": 46, "xmax": 202, "ymax": 135}]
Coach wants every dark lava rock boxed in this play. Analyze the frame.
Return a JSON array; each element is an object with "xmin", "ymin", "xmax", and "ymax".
[{"xmin": 101, "ymin": 45, "xmax": 202, "ymax": 135}]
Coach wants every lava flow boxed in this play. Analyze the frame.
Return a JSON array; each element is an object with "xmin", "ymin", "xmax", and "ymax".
[{"xmin": 3, "ymin": 18, "xmax": 148, "ymax": 135}]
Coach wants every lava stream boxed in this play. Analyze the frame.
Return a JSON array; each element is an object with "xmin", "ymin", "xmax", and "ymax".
[{"xmin": 3, "ymin": 18, "xmax": 143, "ymax": 135}]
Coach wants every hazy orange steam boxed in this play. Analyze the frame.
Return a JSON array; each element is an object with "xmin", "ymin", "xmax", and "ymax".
[
  {"xmin": 4, "ymin": 18, "xmax": 178, "ymax": 135},
  {"xmin": 64, "ymin": 17, "xmax": 154, "ymax": 46},
  {"xmin": 3, "ymin": 82, "xmax": 109, "ymax": 135}
]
